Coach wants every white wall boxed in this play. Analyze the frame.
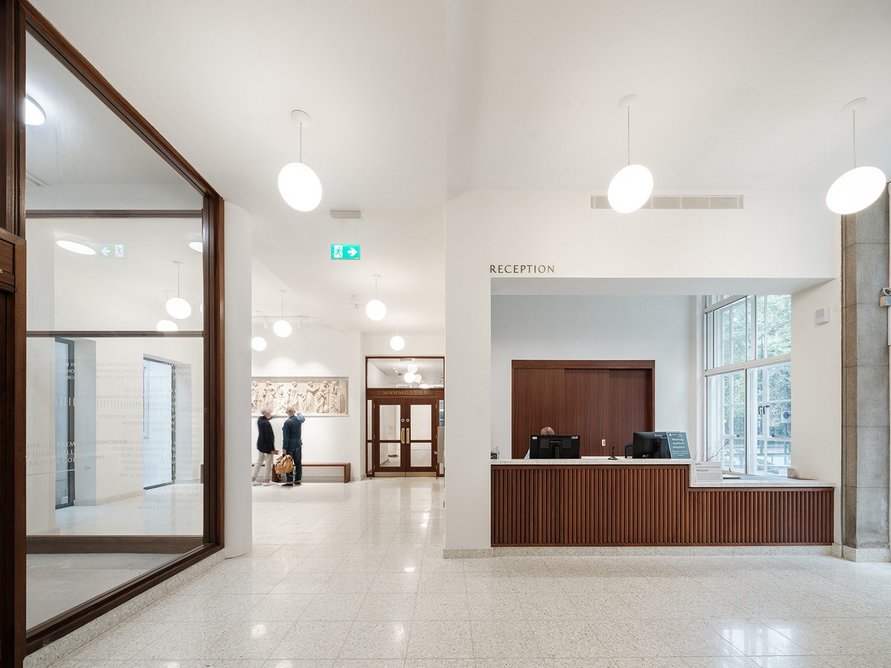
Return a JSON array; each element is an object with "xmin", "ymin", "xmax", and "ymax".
[
  {"xmin": 251, "ymin": 326, "xmax": 363, "ymax": 480},
  {"xmin": 792, "ymin": 279, "xmax": 843, "ymax": 543},
  {"xmin": 445, "ymin": 188, "xmax": 841, "ymax": 550},
  {"xmin": 491, "ymin": 295, "xmax": 698, "ymax": 457}
]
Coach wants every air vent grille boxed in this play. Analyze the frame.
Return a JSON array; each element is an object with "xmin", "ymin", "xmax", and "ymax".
[{"xmin": 591, "ymin": 195, "xmax": 743, "ymax": 210}]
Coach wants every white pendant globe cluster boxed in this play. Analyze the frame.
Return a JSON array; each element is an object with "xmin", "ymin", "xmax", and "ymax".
[
  {"xmin": 165, "ymin": 296, "xmax": 191, "ymax": 319},
  {"xmin": 390, "ymin": 335, "xmax": 406, "ymax": 351},
  {"xmin": 366, "ymin": 298, "xmax": 386, "ymax": 321},
  {"xmin": 273, "ymin": 319, "xmax": 293, "ymax": 338}
]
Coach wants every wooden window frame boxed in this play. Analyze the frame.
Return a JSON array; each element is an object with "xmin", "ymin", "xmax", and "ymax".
[{"xmin": 0, "ymin": 1, "xmax": 226, "ymax": 661}]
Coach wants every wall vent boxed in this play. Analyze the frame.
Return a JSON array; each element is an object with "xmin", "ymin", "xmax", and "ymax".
[{"xmin": 590, "ymin": 195, "xmax": 744, "ymax": 210}]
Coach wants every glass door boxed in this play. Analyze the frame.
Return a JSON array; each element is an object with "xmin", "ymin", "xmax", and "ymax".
[
  {"xmin": 371, "ymin": 398, "xmax": 438, "ymax": 474},
  {"xmin": 143, "ymin": 358, "xmax": 175, "ymax": 488},
  {"xmin": 374, "ymin": 399, "xmax": 404, "ymax": 471},
  {"xmin": 54, "ymin": 339, "xmax": 75, "ymax": 509}
]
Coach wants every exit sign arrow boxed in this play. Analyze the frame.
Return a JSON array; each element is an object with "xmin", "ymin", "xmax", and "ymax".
[{"xmin": 330, "ymin": 243, "xmax": 361, "ymax": 260}]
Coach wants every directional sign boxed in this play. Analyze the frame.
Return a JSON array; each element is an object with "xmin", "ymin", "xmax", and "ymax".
[
  {"xmin": 330, "ymin": 243, "xmax": 361, "ymax": 260},
  {"xmin": 99, "ymin": 243, "xmax": 125, "ymax": 258}
]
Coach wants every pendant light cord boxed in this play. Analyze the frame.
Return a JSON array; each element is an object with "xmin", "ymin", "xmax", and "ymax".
[
  {"xmin": 627, "ymin": 105, "xmax": 631, "ymax": 166},
  {"xmin": 176, "ymin": 262, "xmax": 181, "ymax": 298},
  {"xmin": 851, "ymin": 109, "xmax": 857, "ymax": 168},
  {"xmin": 299, "ymin": 122, "xmax": 303, "ymax": 163}
]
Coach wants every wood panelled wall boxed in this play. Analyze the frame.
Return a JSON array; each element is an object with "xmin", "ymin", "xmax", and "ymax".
[
  {"xmin": 491, "ymin": 464, "xmax": 834, "ymax": 547},
  {"xmin": 511, "ymin": 360, "xmax": 654, "ymax": 458}
]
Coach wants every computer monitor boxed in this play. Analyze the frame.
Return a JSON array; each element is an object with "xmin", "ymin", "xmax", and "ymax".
[
  {"xmin": 631, "ymin": 432, "xmax": 669, "ymax": 459},
  {"xmin": 529, "ymin": 435, "xmax": 580, "ymax": 459}
]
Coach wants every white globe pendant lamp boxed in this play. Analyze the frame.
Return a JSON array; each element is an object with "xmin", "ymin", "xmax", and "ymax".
[
  {"xmin": 390, "ymin": 334, "xmax": 406, "ymax": 352},
  {"xmin": 165, "ymin": 260, "xmax": 192, "ymax": 320},
  {"xmin": 365, "ymin": 274, "xmax": 387, "ymax": 321},
  {"xmin": 278, "ymin": 110, "xmax": 322, "ymax": 212},
  {"xmin": 826, "ymin": 98, "xmax": 887, "ymax": 215},
  {"xmin": 273, "ymin": 290, "xmax": 292, "ymax": 337},
  {"xmin": 607, "ymin": 94, "xmax": 654, "ymax": 213},
  {"xmin": 251, "ymin": 336, "xmax": 268, "ymax": 352},
  {"xmin": 156, "ymin": 319, "xmax": 178, "ymax": 332}
]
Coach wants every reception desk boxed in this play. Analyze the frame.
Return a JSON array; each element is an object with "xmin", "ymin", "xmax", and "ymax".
[{"xmin": 491, "ymin": 459, "xmax": 833, "ymax": 547}]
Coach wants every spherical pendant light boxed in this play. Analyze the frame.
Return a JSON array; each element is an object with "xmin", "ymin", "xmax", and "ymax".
[
  {"xmin": 273, "ymin": 319, "xmax": 293, "ymax": 337},
  {"xmin": 366, "ymin": 299, "xmax": 386, "ymax": 321},
  {"xmin": 407, "ymin": 363, "xmax": 419, "ymax": 374},
  {"xmin": 277, "ymin": 110, "xmax": 322, "ymax": 212},
  {"xmin": 826, "ymin": 166, "xmax": 886, "ymax": 215},
  {"xmin": 607, "ymin": 94, "xmax": 654, "ymax": 214},
  {"xmin": 608, "ymin": 164, "xmax": 654, "ymax": 213},
  {"xmin": 165, "ymin": 296, "xmax": 192, "ymax": 320},
  {"xmin": 827, "ymin": 98, "xmax": 887, "ymax": 216},
  {"xmin": 156, "ymin": 319, "xmax": 178, "ymax": 332},
  {"xmin": 278, "ymin": 162, "xmax": 323, "ymax": 212},
  {"xmin": 390, "ymin": 335, "xmax": 406, "ymax": 351},
  {"xmin": 251, "ymin": 336, "xmax": 268, "ymax": 352}
]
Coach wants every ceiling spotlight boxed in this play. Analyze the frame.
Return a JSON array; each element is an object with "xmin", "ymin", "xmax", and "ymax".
[
  {"xmin": 826, "ymin": 98, "xmax": 887, "ymax": 215},
  {"xmin": 56, "ymin": 239, "xmax": 95, "ymax": 255},
  {"xmin": 251, "ymin": 336, "xmax": 268, "ymax": 352},
  {"xmin": 188, "ymin": 241, "xmax": 203, "ymax": 253},
  {"xmin": 278, "ymin": 109, "xmax": 322, "ymax": 212},
  {"xmin": 390, "ymin": 335, "xmax": 406, "ymax": 352},
  {"xmin": 365, "ymin": 274, "xmax": 387, "ymax": 321},
  {"xmin": 165, "ymin": 260, "xmax": 192, "ymax": 320},
  {"xmin": 607, "ymin": 94, "xmax": 654, "ymax": 213},
  {"xmin": 24, "ymin": 94, "xmax": 46, "ymax": 126},
  {"xmin": 273, "ymin": 290, "xmax": 292, "ymax": 337},
  {"xmin": 156, "ymin": 319, "xmax": 178, "ymax": 332}
]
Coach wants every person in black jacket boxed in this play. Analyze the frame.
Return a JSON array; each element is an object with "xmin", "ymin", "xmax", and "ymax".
[
  {"xmin": 252, "ymin": 408, "xmax": 276, "ymax": 485},
  {"xmin": 281, "ymin": 407, "xmax": 305, "ymax": 486}
]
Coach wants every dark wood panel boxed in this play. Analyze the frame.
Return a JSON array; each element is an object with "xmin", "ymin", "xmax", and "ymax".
[
  {"xmin": 691, "ymin": 488, "xmax": 834, "ymax": 545},
  {"xmin": 561, "ymin": 369, "xmax": 609, "ymax": 456},
  {"xmin": 511, "ymin": 367, "xmax": 563, "ymax": 458},
  {"xmin": 26, "ymin": 535, "xmax": 203, "ymax": 554},
  {"xmin": 492, "ymin": 464, "xmax": 833, "ymax": 547},
  {"xmin": 514, "ymin": 360, "xmax": 656, "ymax": 370},
  {"xmin": 607, "ymin": 369, "xmax": 654, "ymax": 452}
]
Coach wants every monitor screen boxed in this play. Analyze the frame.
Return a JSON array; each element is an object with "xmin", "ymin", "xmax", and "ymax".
[
  {"xmin": 529, "ymin": 435, "xmax": 580, "ymax": 459},
  {"xmin": 632, "ymin": 432, "xmax": 669, "ymax": 458}
]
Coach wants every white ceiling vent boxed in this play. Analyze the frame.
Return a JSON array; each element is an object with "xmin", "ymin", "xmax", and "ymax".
[{"xmin": 591, "ymin": 195, "xmax": 743, "ymax": 210}]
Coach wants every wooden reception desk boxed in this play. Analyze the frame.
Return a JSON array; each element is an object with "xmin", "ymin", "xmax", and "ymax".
[{"xmin": 491, "ymin": 459, "xmax": 834, "ymax": 547}]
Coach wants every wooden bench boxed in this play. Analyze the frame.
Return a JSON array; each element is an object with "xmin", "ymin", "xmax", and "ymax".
[{"xmin": 302, "ymin": 462, "xmax": 351, "ymax": 483}]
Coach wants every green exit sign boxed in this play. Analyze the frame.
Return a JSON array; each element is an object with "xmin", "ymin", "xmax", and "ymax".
[{"xmin": 330, "ymin": 243, "xmax": 361, "ymax": 260}]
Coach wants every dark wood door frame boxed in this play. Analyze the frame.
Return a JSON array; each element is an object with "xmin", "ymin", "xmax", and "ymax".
[{"xmin": 369, "ymin": 396, "xmax": 440, "ymax": 474}]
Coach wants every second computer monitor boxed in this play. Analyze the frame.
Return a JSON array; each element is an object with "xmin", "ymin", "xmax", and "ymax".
[
  {"xmin": 530, "ymin": 435, "xmax": 580, "ymax": 459},
  {"xmin": 631, "ymin": 432, "xmax": 669, "ymax": 458}
]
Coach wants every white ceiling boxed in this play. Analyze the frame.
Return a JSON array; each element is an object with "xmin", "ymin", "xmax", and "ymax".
[{"xmin": 28, "ymin": 0, "xmax": 891, "ymax": 335}]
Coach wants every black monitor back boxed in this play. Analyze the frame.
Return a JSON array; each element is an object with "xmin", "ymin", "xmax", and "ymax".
[{"xmin": 529, "ymin": 435, "xmax": 580, "ymax": 459}]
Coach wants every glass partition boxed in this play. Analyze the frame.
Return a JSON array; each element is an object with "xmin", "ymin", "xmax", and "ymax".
[
  {"xmin": 25, "ymin": 30, "xmax": 208, "ymax": 631},
  {"xmin": 366, "ymin": 357, "xmax": 444, "ymax": 389}
]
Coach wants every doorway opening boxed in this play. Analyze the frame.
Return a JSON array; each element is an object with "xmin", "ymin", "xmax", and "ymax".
[
  {"xmin": 143, "ymin": 357, "xmax": 176, "ymax": 489},
  {"xmin": 366, "ymin": 356, "xmax": 444, "ymax": 477},
  {"xmin": 54, "ymin": 338, "xmax": 75, "ymax": 509}
]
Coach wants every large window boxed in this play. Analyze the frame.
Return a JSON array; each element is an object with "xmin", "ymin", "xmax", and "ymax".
[{"xmin": 704, "ymin": 295, "xmax": 792, "ymax": 475}]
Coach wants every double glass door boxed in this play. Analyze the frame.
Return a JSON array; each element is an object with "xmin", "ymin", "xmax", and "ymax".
[{"xmin": 372, "ymin": 398, "xmax": 438, "ymax": 473}]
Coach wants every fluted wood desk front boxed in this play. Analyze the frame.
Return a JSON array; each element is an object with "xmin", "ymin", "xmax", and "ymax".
[{"xmin": 491, "ymin": 460, "xmax": 833, "ymax": 547}]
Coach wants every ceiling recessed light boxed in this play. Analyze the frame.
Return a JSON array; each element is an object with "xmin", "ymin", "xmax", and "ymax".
[
  {"xmin": 24, "ymin": 95, "xmax": 46, "ymax": 126},
  {"xmin": 188, "ymin": 241, "xmax": 203, "ymax": 253},
  {"xmin": 56, "ymin": 239, "xmax": 95, "ymax": 255}
]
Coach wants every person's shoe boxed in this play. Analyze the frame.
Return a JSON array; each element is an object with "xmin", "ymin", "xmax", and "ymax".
[
  {"xmin": 262, "ymin": 481, "xmax": 273, "ymax": 486},
  {"xmin": 252, "ymin": 481, "xmax": 261, "ymax": 486},
  {"xmin": 294, "ymin": 481, "xmax": 302, "ymax": 486},
  {"xmin": 282, "ymin": 483, "xmax": 293, "ymax": 487}
]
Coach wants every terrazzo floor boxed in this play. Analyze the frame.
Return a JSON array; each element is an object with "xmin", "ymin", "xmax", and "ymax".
[{"xmin": 48, "ymin": 476, "xmax": 891, "ymax": 667}]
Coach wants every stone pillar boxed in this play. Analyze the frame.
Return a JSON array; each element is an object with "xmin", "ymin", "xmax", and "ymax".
[{"xmin": 842, "ymin": 187, "xmax": 891, "ymax": 561}]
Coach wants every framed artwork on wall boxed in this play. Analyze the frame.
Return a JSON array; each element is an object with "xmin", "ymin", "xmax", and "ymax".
[{"xmin": 251, "ymin": 377, "xmax": 349, "ymax": 417}]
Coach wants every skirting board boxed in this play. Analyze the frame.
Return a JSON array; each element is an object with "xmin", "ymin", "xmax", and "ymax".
[
  {"xmin": 843, "ymin": 546, "xmax": 891, "ymax": 562},
  {"xmin": 23, "ymin": 551, "xmax": 224, "ymax": 668}
]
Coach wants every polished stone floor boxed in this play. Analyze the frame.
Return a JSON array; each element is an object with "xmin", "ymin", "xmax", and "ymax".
[{"xmin": 51, "ymin": 477, "xmax": 891, "ymax": 667}]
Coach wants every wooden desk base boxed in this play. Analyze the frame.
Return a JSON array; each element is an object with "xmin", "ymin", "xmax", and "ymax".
[{"xmin": 491, "ymin": 464, "xmax": 833, "ymax": 547}]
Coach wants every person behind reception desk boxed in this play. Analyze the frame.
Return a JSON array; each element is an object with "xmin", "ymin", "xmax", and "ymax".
[{"xmin": 524, "ymin": 426, "xmax": 556, "ymax": 458}]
